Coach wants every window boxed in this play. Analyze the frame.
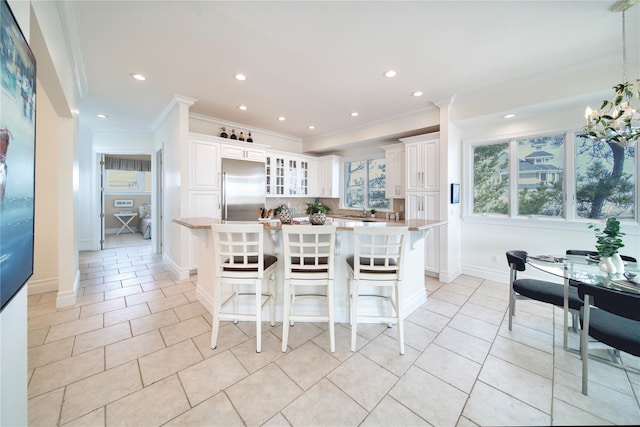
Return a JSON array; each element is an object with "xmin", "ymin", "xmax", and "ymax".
[
  {"xmin": 106, "ymin": 170, "xmax": 151, "ymax": 192},
  {"xmin": 343, "ymin": 158, "xmax": 391, "ymax": 210},
  {"xmin": 470, "ymin": 131, "xmax": 637, "ymax": 221},
  {"xmin": 575, "ymin": 136, "xmax": 635, "ymax": 219},
  {"xmin": 472, "ymin": 143, "xmax": 509, "ymax": 214},
  {"xmin": 517, "ymin": 135, "xmax": 564, "ymax": 217}
]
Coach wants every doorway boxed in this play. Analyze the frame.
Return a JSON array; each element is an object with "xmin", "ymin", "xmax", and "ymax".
[{"xmin": 99, "ymin": 153, "xmax": 153, "ymax": 250}]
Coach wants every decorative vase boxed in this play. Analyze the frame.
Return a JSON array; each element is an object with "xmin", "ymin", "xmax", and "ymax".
[
  {"xmin": 280, "ymin": 207, "xmax": 292, "ymax": 224},
  {"xmin": 309, "ymin": 213, "xmax": 326, "ymax": 225},
  {"xmin": 612, "ymin": 253, "xmax": 625, "ymax": 274},
  {"xmin": 598, "ymin": 256, "xmax": 617, "ymax": 274}
]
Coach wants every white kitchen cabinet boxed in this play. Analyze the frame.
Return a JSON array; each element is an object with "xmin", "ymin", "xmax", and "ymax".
[
  {"xmin": 382, "ymin": 144, "xmax": 405, "ymax": 198},
  {"xmin": 221, "ymin": 142, "xmax": 265, "ymax": 162},
  {"xmin": 406, "ymin": 191, "xmax": 440, "ymax": 274},
  {"xmin": 189, "ymin": 136, "xmax": 220, "ymax": 191},
  {"xmin": 266, "ymin": 152, "xmax": 314, "ymax": 197},
  {"xmin": 404, "ymin": 136, "xmax": 439, "ymax": 192},
  {"xmin": 315, "ymin": 155, "xmax": 341, "ymax": 198}
]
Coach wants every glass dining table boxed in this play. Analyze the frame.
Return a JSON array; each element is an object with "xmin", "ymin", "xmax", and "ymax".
[{"xmin": 527, "ymin": 253, "xmax": 640, "ymax": 351}]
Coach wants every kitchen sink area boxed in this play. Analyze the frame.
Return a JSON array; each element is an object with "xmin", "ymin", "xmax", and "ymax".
[{"xmin": 329, "ymin": 214, "xmax": 386, "ymax": 222}]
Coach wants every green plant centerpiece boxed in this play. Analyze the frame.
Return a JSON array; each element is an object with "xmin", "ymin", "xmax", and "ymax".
[
  {"xmin": 588, "ymin": 217, "xmax": 625, "ymax": 273},
  {"xmin": 369, "ymin": 208, "xmax": 377, "ymax": 217},
  {"xmin": 306, "ymin": 202, "xmax": 330, "ymax": 225}
]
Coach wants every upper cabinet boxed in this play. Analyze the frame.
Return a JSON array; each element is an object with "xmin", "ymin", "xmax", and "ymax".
[
  {"xmin": 403, "ymin": 135, "xmax": 439, "ymax": 192},
  {"xmin": 220, "ymin": 142, "xmax": 266, "ymax": 162},
  {"xmin": 189, "ymin": 135, "xmax": 221, "ymax": 191},
  {"xmin": 315, "ymin": 155, "xmax": 341, "ymax": 198},
  {"xmin": 266, "ymin": 152, "xmax": 315, "ymax": 197},
  {"xmin": 382, "ymin": 144, "xmax": 405, "ymax": 198}
]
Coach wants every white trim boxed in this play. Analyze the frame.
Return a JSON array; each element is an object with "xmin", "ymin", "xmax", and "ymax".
[
  {"xmin": 28, "ymin": 278, "xmax": 58, "ymax": 295},
  {"xmin": 57, "ymin": 1, "xmax": 88, "ymax": 97},
  {"xmin": 401, "ymin": 287, "xmax": 427, "ymax": 320},
  {"xmin": 56, "ymin": 270, "xmax": 79, "ymax": 308},
  {"xmin": 163, "ymin": 253, "xmax": 190, "ymax": 281},
  {"xmin": 195, "ymin": 286, "xmax": 215, "ymax": 315},
  {"xmin": 152, "ymin": 95, "xmax": 197, "ymax": 131}
]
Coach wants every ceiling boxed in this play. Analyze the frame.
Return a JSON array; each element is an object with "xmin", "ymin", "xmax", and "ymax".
[{"xmin": 64, "ymin": 1, "xmax": 639, "ymax": 143}]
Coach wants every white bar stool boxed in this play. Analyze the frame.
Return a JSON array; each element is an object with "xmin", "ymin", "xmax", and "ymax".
[
  {"xmin": 346, "ymin": 226, "xmax": 409, "ymax": 355},
  {"xmin": 210, "ymin": 223, "xmax": 278, "ymax": 353},
  {"xmin": 281, "ymin": 224, "xmax": 337, "ymax": 352}
]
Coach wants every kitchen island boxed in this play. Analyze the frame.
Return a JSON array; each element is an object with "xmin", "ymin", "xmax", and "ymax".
[{"xmin": 174, "ymin": 217, "xmax": 447, "ymax": 322}]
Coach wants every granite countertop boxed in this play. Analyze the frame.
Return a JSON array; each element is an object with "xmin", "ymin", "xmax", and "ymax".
[{"xmin": 174, "ymin": 217, "xmax": 447, "ymax": 232}]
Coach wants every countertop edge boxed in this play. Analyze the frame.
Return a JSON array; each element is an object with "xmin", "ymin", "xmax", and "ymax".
[{"xmin": 174, "ymin": 217, "xmax": 447, "ymax": 232}]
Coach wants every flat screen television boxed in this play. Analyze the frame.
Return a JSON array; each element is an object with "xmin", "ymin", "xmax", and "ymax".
[{"xmin": 1, "ymin": 0, "xmax": 36, "ymax": 311}]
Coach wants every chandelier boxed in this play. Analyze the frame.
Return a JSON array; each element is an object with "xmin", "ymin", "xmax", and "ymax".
[{"xmin": 582, "ymin": 0, "xmax": 640, "ymax": 148}]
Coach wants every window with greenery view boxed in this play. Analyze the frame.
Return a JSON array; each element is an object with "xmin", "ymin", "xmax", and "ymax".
[
  {"xmin": 473, "ymin": 143, "xmax": 509, "ymax": 214},
  {"xmin": 575, "ymin": 136, "xmax": 635, "ymax": 219},
  {"xmin": 517, "ymin": 135, "xmax": 564, "ymax": 217},
  {"xmin": 343, "ymin": 158, "xmax": 390, "ymax": 210},
  {"xmin": 471, "ymin": 131, "xmax": 636, "ymax": 220}
]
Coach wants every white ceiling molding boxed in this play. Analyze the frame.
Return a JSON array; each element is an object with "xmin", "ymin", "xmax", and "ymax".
[
  {"xmin": 57, "ymin": 0, "xmax": 88, "ymax": 98},
  {"xmin": 151, "ymin": 94, "xmax": 197, "ymax": 132}
]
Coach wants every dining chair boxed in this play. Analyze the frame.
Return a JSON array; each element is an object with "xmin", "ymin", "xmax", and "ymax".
[
  {"xmin": 577, "ymin": 281, "xmax": 640, "ymax": 395},
  {"xmin": 506, "ymin": 250, "xmax": 582, "ymax": 331},
  {"xmin": 281, "ymin": 224, "xmax": 337, "ymax": 352},
  {"xmin": 210, "ymin": 223, "xmax": 278, "ymax": 353},
  {"xmin": 347, "ymin": 226, "xmax": 409, "ymax": 354}
]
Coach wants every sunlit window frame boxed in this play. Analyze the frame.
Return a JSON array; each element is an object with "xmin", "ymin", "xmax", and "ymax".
[
  {"xmin": 463, "ymin": 129, "xmax": 639, "ymax": 231},
  {"xmin": 341, "ymin": 157, "xmax": 391, "ymax": 211}
]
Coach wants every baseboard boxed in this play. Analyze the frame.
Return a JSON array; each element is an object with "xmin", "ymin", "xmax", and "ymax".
[
  {"xmin": 461, "ymin": 263, "xmax": 508, "ymax": 284},
  {"xmin": 27, "ymin": 277, "xmax": 58, "ymax": 295},
  {"xmin": 195, "ymin": 286, "xmax": 215, "ymax": 315},
  {"xmin": 163, "ymin": 253, "xmax": 190, "ymax": 281},
  {"xmin": 56, "ymin": 270, "xmax": 79, "ymax": 308},
  {"xmin": 402, "ymin": 287, "xmax": 427, "ymax": 319}
]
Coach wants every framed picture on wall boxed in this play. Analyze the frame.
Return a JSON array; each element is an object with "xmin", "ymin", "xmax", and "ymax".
[
  {"xmin": 450, "ymin": 183, "xmax": 460, "ymax": 204},
  {"xmin": 1, "ymin": 0, "xmax": 37, "ymax": 311}
]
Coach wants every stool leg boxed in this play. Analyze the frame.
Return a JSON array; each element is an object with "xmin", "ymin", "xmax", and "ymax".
[
  {"xmin": 211, "ymin": 280, "xmax": 223, "ymax": 350},
  {"xmin": 395, "ymin": 282, "xmax": 404, "ymax": 355},
  {"xmin": 328, "ymin": 279, "xmax": 335, "ymax": 352},
  {"xmin": 255, "ymin": 279, "xmax": 262, "ymax": 353},
  {"xmin": 269, "ymin": 273, "xmax": 276, "ymax": 327},
  {"xmin": 282, "ymin": 279, "xmax": 291, "ymax": 352},
  {"xmin": 350, "ymin": 279, "xmax": 359, "ymax": 352}
]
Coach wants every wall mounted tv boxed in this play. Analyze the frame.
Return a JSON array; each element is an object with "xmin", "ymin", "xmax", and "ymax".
[{"xmin": 1, "ymin": 0, "xmax": 36, "ymax": 311}]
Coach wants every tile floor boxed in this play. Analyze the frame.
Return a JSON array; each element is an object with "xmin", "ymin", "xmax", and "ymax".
[{"xmin": 27, "ymin": 244, "xmax": 640, "ymax": 426}]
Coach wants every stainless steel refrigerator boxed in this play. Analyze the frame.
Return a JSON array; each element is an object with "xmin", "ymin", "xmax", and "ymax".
[{"xmin": 221, "ymin": 158, "xmax": 266, "ymax": 221}]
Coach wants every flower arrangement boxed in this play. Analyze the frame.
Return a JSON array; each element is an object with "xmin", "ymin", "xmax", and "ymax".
[{"xmin": 588, "ymin": 217, "xmax": 625, "ymax": 257}]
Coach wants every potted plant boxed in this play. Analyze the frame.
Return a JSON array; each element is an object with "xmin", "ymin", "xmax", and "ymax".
[
  {"xmin": 369, "ymin": 208, "xmax": 377, "ymax": 218},
  {"xmin": 305, "ymin": 202, "xmax": 330, "ymax": 225},
  {"xmin": 588, "ymin": 217, "xmax": 625, "ymax": 273}
]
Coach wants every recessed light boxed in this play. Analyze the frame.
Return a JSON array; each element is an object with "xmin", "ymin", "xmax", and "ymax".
[
  {"xmin": 96, "ymin": 113, "xmax": 108, "ymax": 119},
  {"xmin": 234, "ymin": 73, "xmax": 247, "ymax": 81},
  {"xmin": 411, "ymin": 91, "xmax": 423, "ymax": 97},
  {"xmin": 308, "ymin": 125, "xmax": 315, "ymax": 130},
  {"xmin": 350, "ymin": 112, "xmax": 359, "ymax": 117},
  {"xmin": 278, "ymin": 116, "xmax": 286, "ymax": 121},
  {"xmin": 238, "ymin": 105, "xmax": 247, "ymax": 111},
  {"xmin": 131, "ymin": 73, "xmax": 146, "ymax": 81},
  {"xmin": 503, "ymin": 114, "xmax": 516, "ymax": 119},
  {"xmin": 383, "ymin": 70, "xmax": 397, "ymax": 78}
]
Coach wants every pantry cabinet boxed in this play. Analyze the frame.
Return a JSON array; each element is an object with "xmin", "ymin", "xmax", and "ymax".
[
  {"xmin": 405, "ymin": 137, "xmax": 438, "ymax": 192},
  {"xmin": 383, "ymin": 144, "xmax": 405, "ymax": 198},
  {"xmin": 189, "ymin": 136, "xmax": 220, "ymax": 191},
  {"xmin": 315, "ymin": 155, "xmax": 341, "ymax": 198}
]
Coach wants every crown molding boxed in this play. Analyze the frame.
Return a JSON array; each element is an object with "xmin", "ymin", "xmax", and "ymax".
[{"xmin": 56, "ymin": 1, "xmax": 88, "ymax": 98}]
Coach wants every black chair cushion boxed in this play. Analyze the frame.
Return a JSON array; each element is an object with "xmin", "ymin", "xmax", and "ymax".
[
  {"xmin": 514, "ymin": 279, "xmax": 582, "ymax": 310},
  {"xmin": 290, "ymin": 256, "xmax": 329, "ymax": 273},
  {"xmin": 346, "ymin": 255, "xmax": 397, "ymax": 273},
  {"xmin": 580, "ymin": 307, "xmax": 640, "ymax": 357},
  {"xmin": 222, "ymin": 255, "xmax": 278, "ymax": 271}
]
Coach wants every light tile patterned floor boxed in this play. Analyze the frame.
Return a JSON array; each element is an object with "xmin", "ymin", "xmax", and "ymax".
[{"xmin": 28, "ymin": 244, "xmax": 640, "ymax": 426}]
